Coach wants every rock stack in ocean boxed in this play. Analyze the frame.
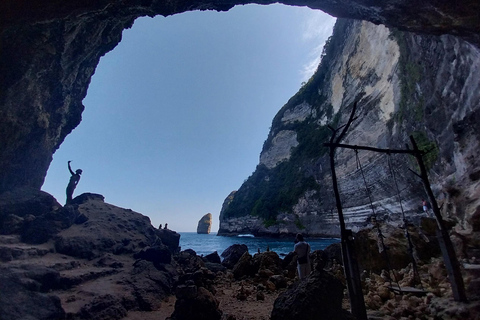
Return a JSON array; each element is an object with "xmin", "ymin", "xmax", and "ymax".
[{"xmin": 197, "ymin": 213, "xmax": 212, "ymax": 234}]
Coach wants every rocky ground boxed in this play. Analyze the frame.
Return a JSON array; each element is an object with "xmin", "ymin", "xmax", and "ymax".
[{"xmin": 0, "ymin": 188, "xmax": 479, "ymax": 319}]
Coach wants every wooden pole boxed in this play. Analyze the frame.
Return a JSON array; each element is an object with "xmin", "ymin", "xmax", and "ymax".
[
  {"xmin": 327, "ymin": 101, "xmax": 368, "ymax": 320},
  {"xmin": 409, "ymin": 136, "xmax": 467, "ymax": 302}
]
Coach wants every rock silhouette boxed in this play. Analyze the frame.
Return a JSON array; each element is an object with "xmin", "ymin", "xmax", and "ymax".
[{"xmin": 197, "ymin": 213, "xmax": 213, "ymax": 234}]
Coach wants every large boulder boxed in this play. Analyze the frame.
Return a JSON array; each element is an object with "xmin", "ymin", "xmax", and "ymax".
[
  {"xmin": 155, "ymin": 228, "xmax": 180, "ymax": 254},
  {"xmin": 53, "ymin": 193, "xmax": 159, "ymax": 259},
  {"xmin": 0, "ymin": 187, "xmax": 61, "ymax": 235},
  {"xmin": 221, "ymin": 244, "xmax": 248, "ymax": 269},
  {"xmin": 271, "ymin": 270, "xmax": 354, "ymax": 320},
  {"xmin": 129, "ymin": 259, "xmax": 177, "ymax": 310},
  {"xmin": 202, "ymin": 251, "xmax": 226, "ymax": 273},
  {"xmin": 197, "ymin": 213, "xmax": 212, "ymax": 234},
  {"xmin": 170, "ymin": 286, "xmax": 222, "ymax": 320},
  {"xmin": 232, "ymin": 252, "xmax": 255, "ymax": 279},
  {"xmin": 281, "ymin": 251, "xmax": 298, "ymax": 279},
  {"xmin": 252, "ymin": 251, "xmax": 283, "ymax": 275},
  {"xmin": 323, "ymin": 242, "xmax": 343, "ymax": 269},
  {"xmin": 232, "ymin": 251, "xmax": 284, "ymax": 280},
  {"xmin": 203, "ymin": 251, "xmax": 221, "ymax": 264}
]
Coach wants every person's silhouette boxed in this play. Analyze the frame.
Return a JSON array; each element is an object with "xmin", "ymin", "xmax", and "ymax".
[{"xmin": 66, "ymin": 161, "xmax": 82, "ymax": 204}]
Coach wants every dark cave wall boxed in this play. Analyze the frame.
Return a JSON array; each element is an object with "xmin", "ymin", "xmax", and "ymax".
[
  {"xmin": 0, "ymin": 12, "xmax": 132, "ymax": 191},
  {"xmin": 0, "ymin": 0, "xmax": 479, "ymax": 193}
]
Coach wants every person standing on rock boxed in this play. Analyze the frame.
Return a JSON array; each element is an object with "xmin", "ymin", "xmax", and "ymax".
[
  {"xmin": 294, "ymin": 233, "xmax": 311, "ymax": 279},
  {"xmin": 66, "ymin": 161, "xmax": 82, "ymax": 205}
]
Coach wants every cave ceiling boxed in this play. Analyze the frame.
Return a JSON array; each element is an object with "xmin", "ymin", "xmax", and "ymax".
[{"xmin": 2, "ymin": 0, "xmax": 479, "ymax": 46}]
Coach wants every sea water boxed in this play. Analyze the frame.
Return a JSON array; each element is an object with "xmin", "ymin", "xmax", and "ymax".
[{"xmin": 179, "ymin": 232, "xmax": 340, "ymax": 257}]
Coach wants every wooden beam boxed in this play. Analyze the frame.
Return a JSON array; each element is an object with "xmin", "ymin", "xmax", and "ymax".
[
  {"xmin": 323, "ymin": 142, "xmax": 420, "ymax": 155},
  {"xmin": 327, "ymin": 101, "xmax": 368, "ymax": 320},
  {"xmin": 409, "ymin": 136, "xmax": 467, "ymax": 302}
]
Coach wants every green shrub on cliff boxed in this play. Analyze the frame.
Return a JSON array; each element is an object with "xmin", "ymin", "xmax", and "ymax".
[{"xmin": 411, "ymin": 131, "xmax": 438, "ymax": 170}]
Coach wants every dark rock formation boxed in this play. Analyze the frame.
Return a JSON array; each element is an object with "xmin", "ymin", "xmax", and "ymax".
[
  {"xmin": 197, "ymin": 213, "xmax": 212, "ymax": 234},
  {"xmin": 220, "ymin": 244, "xmax": 248, "ymax": 269},
  {"xmin": 0, "ymin": 269, "xmax": 65, "ymax": 320},
  {"xmin": 171, "ymin": 286, "xmax": 222, "ymax": 320},
  {"xmin": 232, "ymin": 252, "xmax": 255, "ymax": 279},
  {"xmin": 201, "ymin": 251, "xmax": 226, "ymax": 273},
  {"xmin": 0, "ymin": 192, "xmax": 182, "ymax": 320},
  {"xmin": 353, "ymin": 223, "xmax": 440, "ymax": 273},
  {"xmin": 252, "ymin": 251, "xmax": 284, "ymax": 276},
  {"xmin": 155, "ymin": 228, "xmax": 181, "ymax": 254},
  {"xmin": 53, "ymin": 194, "xmax": 159, "ymax": 259},
  {"xmin": 203, "ymin": 251, "xmax": 221, "ymax": 264},
  {"xmin": 171, "ymin": 256, "xmax": 222, "ymax": 320},
  {"xmin": 271, "ymin": 270, "xmax": 355, "ymax": 320},
  {"xmin": 176, "ymin": 249, "xmax": 206, "ymax": 273},
  {"xmin": 0, "ymin": 187, "xmax": 61, "ymax": 235}
]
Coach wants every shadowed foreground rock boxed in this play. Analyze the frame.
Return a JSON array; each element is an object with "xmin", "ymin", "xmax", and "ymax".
[
  {"xmin": 170, "ymin": 286, "xmax": 222, "ymax": 320},
  {"xmin": 0, "ymin": 191, "xmax": 181, "ymax": 320},
  {"xmin": 271, "ymin": 270, "xmax": 355, "ymax": 320},
  {"xmin": 0, "ymin": 269, "xmax": 65, "ymax": 320}
]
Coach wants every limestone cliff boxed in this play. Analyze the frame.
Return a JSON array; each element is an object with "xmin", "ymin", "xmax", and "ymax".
[
  {"xmin": 197, "ymin": 213, "xmax": 213, "ymax": 234},
  {"xmin": 218, "ymin": 19, "xmax": 480, "ymax": 237}
]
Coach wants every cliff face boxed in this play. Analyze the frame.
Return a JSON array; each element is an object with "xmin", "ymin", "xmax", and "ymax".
[
  {"xmin": 0, "ymin": 0, "xmax": 479, "ymax": 194},
  {"xmin": 218, "ymin": 19, "xmax": 480, "ymax": 237}
]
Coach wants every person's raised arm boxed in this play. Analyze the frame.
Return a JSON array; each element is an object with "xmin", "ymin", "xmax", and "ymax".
[{"xmin": 68, "ymin": 161, "xmax": 74, "ymax": 175}]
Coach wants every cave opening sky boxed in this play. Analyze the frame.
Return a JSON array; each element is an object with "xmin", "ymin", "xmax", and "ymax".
[{"xmin": 42, "ymin": 4, "xmax": 336, "ymax": 232}]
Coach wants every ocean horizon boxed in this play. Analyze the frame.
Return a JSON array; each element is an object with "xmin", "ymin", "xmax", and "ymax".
[{"xmin": 178, "ymin": 232, "xmax": 340, "ymax": 257}]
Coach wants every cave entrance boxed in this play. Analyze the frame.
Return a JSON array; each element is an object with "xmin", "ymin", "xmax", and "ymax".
[{"xmin": 41, "ymin": 4, "xmax": 336, "ymax": 232}]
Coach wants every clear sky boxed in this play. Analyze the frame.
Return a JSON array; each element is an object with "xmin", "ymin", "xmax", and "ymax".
[{"xmin": 42, "ymin": 4, "xmax": 336, "ymax": 232}]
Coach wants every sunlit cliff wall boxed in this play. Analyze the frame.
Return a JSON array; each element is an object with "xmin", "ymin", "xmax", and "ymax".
[{"xmin": 218, "ymin": 19, "xmax": 480, "ymax": 237}]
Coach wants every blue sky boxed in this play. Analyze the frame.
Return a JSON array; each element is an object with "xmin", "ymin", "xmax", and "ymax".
[{"xmin": 42, "ymin": 4, "xmax": 336, "ymax": 232}]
